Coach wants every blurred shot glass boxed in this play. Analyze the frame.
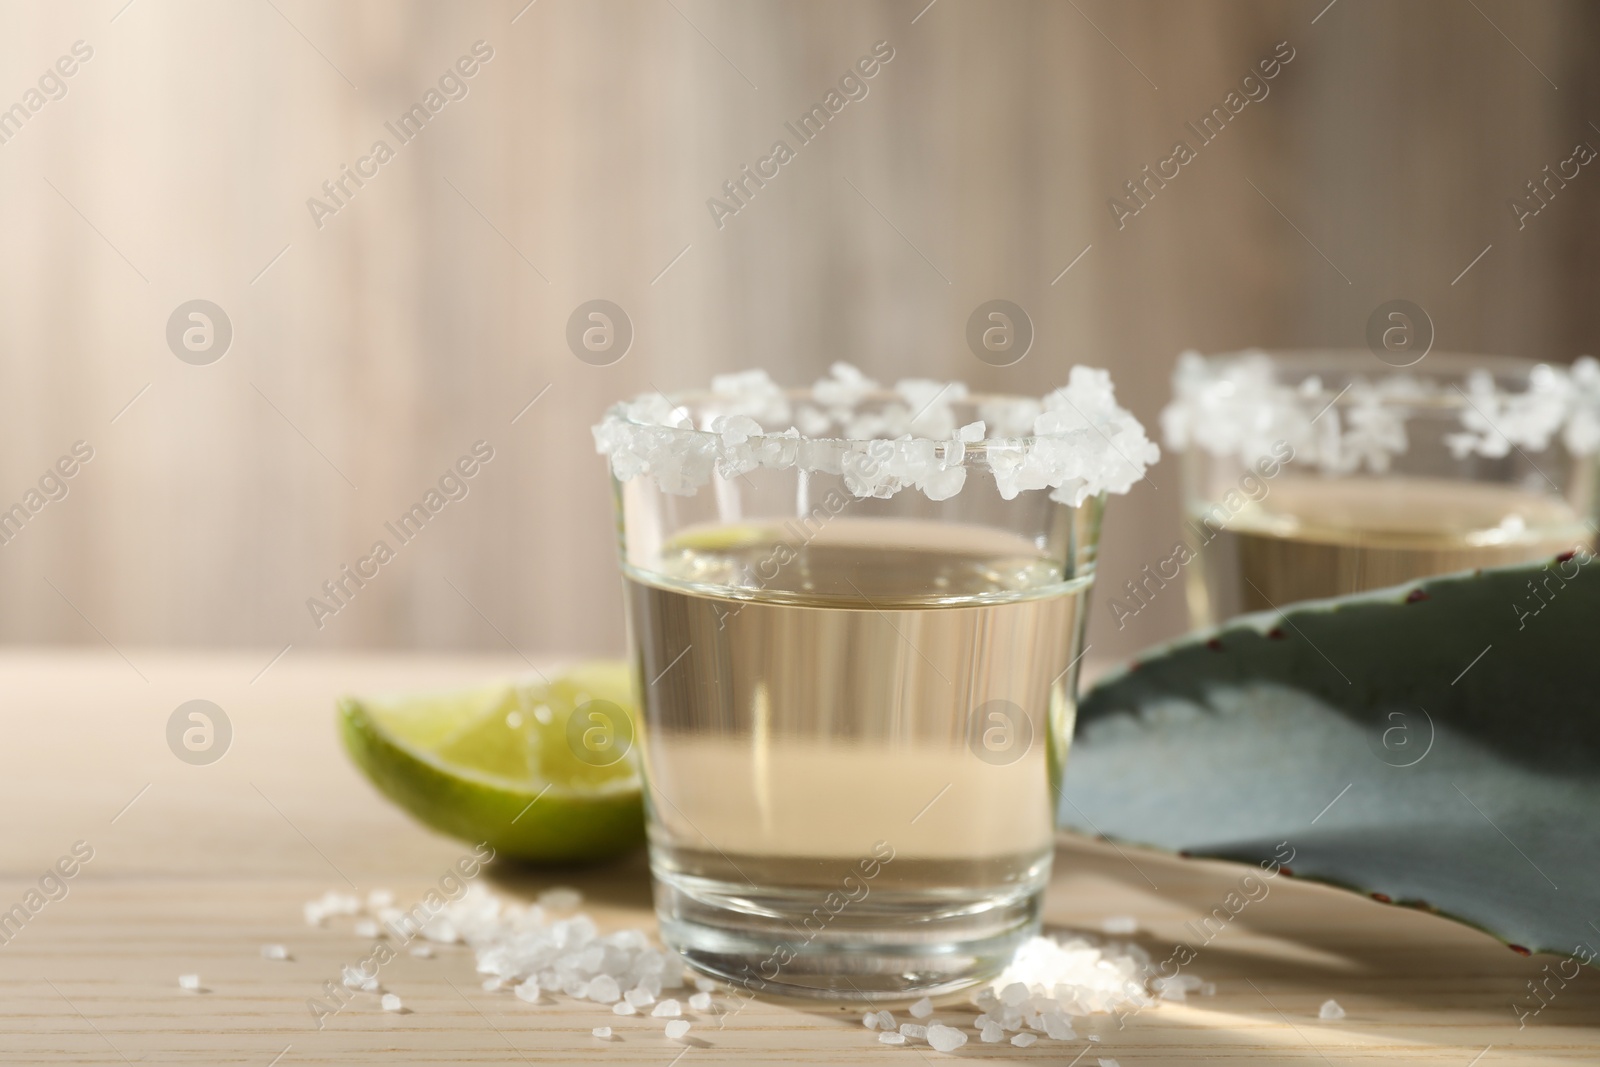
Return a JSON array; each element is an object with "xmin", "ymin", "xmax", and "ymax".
[{"xmin": 1162, "ymin": 349, "xmax": 1599, "ymax": 627}]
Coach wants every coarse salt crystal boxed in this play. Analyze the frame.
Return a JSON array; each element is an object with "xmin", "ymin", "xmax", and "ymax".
[
  {"xmin": 360, "ymin": 977, "xmax": 381, "ymax": 993},
  {"xmin": 908, "ymin": 996, "xmax": 934, "ymax": 1019},
  {"xmin": 664, "ymin": 1019, "xmax": 691, "ymax": 1040},
  {"xmin": 1001, "ymin": 982, "xmax": 1030, "ymax": 1006},
  {"xmin": 625, "ymin": 986, "xmax": 655, "ymax": 1008},
  {"xmin": 651, "ymin": 999, "xmax": 682, "ymax": 1018},
  {"xmin": 1043, "ymin": 1012, "xmax": 1075, "ymax": 1040},
  {"xmin": 926, "ymin": 1024, "xmax": 967, "ymax": 1053},
  {"xmin": 980, "ymin": 1021, "xmax": 1003, "ymax": 1042},
  {"xmin": 612, "ymin": 1001, "xmax": 636, "ymax": 1016},
  {"xmin": 693, "ymin": 976, "xmax": 717, "ymax": 993},
  {"xmin": 588, "ymin": 975, "xmax": 621, "ymax": 1004},
  {"xmin": 1099, "ymin": 1059, "xmax": 1121, "ymax": 1067},
  {"xmin": 1101, "ymin": 915, "xmax": 1139, "ymax": 935},
  {"xmin": 879, "ymin": 1032, "xmax": 907, "ymax": 1045},
  {"xmin": 178, "ymin": 974, "xmax": 200, "ymax": 991},
  {"xmin": 1011, "ymin": 1032, "xmax": 1037, "ymax": 1047},
  {"xmin": 592, "ymin": 1026, "xmax": 612, "ymax": 1039},
  {"xmin": 381, "ymin": 993, "xmax": 402, "ymax": 1012},
  {"xmin": 1319, "ymin": 999, "xmax": 1345, "ymax": 1021},
  {"xmin": 538, "ymin": 887, "xmax": 582, "ymax": 911},
  {"xmin": 689, "ymin": 991, "xmax": 712, "ymax": 1011},
  {"xmin": 260, "ymin": 944, "xmax": 289, "ymax": 960},
  {"xmin": 899, "ymin": 1023, "xmax": 926, "ymax": 1039},
  {"xmin": 514, "ymin": 981, "xmax": 540, "ymax": 1003},
  {"xmin": 874, "ymin": 1010, "xmax": 895, "ymax": 1030},
  {"xmin": 481, "ymin": 977, "xmax": 505, "ymax": 992}
]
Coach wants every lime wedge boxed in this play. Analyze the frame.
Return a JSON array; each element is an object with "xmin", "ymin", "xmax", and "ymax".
[{"xmin": 338, "ymin": 661, "xmax": 645, "ymax": 863}]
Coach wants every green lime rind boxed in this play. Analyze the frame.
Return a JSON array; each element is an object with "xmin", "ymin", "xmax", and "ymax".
[{"xmin": 337, "ymin": 666, "xmax": 645, "ymax": 864}]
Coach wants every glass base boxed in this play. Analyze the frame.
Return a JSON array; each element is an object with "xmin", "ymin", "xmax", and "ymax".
[{"xmin": 652, "ymin": 865, "xmax": 1045, "ymax": 1001}]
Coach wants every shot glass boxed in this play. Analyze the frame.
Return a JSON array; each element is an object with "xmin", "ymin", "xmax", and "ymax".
[
  {"xmin": 1162, "ymin": 349, "xmax": 1599, "ymax": 628},
  {"xmin": 593, "ymin": 364, "xmax": 1157, "ymax": 999}
]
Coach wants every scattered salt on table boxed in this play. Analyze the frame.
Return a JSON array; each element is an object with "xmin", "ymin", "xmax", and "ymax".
[
  {"xmin": 1319, "ymin": 999, "xmax": 1346, "ymax": 1021},
  {"xmin": 381, "ymin": 993, "xmax": 402, "ymax": 1012},
  {"xmin": 665, "ymin": 1019, "xmax": 691, "ymax": 1040}
]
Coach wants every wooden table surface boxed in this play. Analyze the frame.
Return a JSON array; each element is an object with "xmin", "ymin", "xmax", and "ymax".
[{"xmin": 2, "ymin": 650, "xmax": 1596, "ymax": 1065}]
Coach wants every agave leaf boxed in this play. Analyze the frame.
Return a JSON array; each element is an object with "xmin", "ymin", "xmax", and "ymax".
[{"xmin": 1059, "ymin": 554, "xmax": 1600, "ymax": 963}]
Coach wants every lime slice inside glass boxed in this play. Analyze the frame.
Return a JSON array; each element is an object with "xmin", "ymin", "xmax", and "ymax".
[{"xmin": 338, "ymin": 661, "xmax": 645, "ymax": 863}]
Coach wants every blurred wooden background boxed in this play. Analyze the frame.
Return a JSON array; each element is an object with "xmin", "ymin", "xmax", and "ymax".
[{"xmin": 1, "ymin": 0, "xmax": 1597, "ymax": 665}]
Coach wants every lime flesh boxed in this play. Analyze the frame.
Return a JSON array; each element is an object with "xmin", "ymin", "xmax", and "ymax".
[{"xmin": 338, "ymin": 661, "xmax": 645, "ymax": 863}]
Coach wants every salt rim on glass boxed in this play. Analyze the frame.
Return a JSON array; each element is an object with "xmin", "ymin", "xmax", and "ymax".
[
  {"xmin": 591, "ymin": 363, "xmax": 1158, "ymax": 505},
  {"xmin": 1162, "ymin": 348, "xmax": 1600, "ymax": 475}
]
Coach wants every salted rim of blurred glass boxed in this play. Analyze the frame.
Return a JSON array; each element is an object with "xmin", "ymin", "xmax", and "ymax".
[
  {"xmin": 1191, "ymin": 349, "xmax": 1568, "ymax": 412},
  {"xmin": 1165, "ymin": 347, "xmax": 1600, "ymax": 468}
]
